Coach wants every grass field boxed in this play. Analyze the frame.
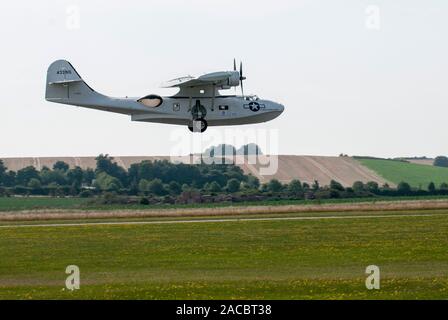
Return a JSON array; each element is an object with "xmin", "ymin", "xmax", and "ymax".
[
  {"xmin": 0, "ymin": 197, "xmax": 89, "ymax": 211},
  {"xmin": 357, "ymin": 158, "xmax": 448, "ymax": 189},
  {"xmin": 0, "ymin": 210, "xmax": 447, "ymax": 299},
  {"xmin": 2, "ymin": 195, "xmax": 448, "ymax": 212}
]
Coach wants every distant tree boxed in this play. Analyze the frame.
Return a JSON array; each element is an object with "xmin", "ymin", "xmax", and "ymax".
[
  {"xmin": 40, "ymin": 169, "xmax": 67, "ymax": 186},
  {"xmin": 0, "ymin": 160, "xmax": 7, "ymax": 186},
  {"xmin": 312, "ymin": 180, "xmax": 320, "ymax": 191},
  {"xmin": 434, "ymin": 156, "xmax": 448, "ymax": 168},
  {"xmin": 128, "ymin": 181, "xmax": 139, "ymax": 195},
  {"xmin": 168, "ymin": 181, "xmax": 182, "ymax": 195},
  {"xmin": 191, "ymin": 180, "xmax": 201, "ymax": 190},
  {"xmin": 2, "ymin": 171, "xmax": 16, "ymax": 187},
  {"xmin": 207, "ymin": 181, "xmax": 222, "ymax": 193},
  {"xmin": 428, "ymin": 182, "xmax": 436, "ymax": 193},
  {"xmin": 67, "ymin": 167, "xmax": 84, "ymax": 187},
  {"xmin": 382, "ymin": 183, "xmax": 391, "ymax": 191},
  {"xmin": 440, "ymin": 183, "xmax": 448, "ymax": 191},
  {"xmin": 267, "ymin": 179, "xmax": 283, "ymax": 193},
  {"xmin": 0, "ymin": 160, "xmax": 6, "ymax": 175},
  {"xmin": 83, "ymin": 168, "xmax": 95, "ymax": 185},
  {"xmin": 288, "ymin": 179, "xmax": 303, "ymax": 195},
  {"xmin": 94, "ymin": 172, "xmax": 122, "ymax": 191},
  {"xmin": 95, "ymin": 154, "xmax": 115, "ymax": 173},
  {"xmin": 28, "ymin": 178, "xmax": 42, "ymax": 189},
  {"xmin": 397, "ymin": 182, "xmax": 412, "ymax": 194},
  {"xmin": 245, "ymin": 175, "xmax": 260, "ymax": 190},
  {"xmin": 226, "ymin": 178, "xmax": 241, "ymax": 193},
  {"xmin": 330, "ymin": 180, "xmax": 345, "ymax": 191},
  {"xmin": 366, "ymin": 181, "xmax": 379, "ymax": 193},
  {"xmin": 16, "ymin": 166, "xmax": 40, "ymax": 186},
  {"xmin": 352, "ymin": 181, "xmax": 364, "ymax": 193},
  {"xmin": 47, "ymin": 182, "xmax": 58, "ymax": 195},
  {"xmin": 138, "ymin": 179, "xmax": 150, "ymax": 193},
  {"xmin": 95, "ymin": 154, "xmax": 127, "ymax": 185},
  {"xmin": 129, "ymin": 160, "xmax": 154, "ymax": 182},
  {"xmin": 53, "ymin": 161, "xmax": 69, "ymax": 172},
  {"xmin": 148, "ymin": 178, "xmax": 166, "ymax": 196},
  {"xmin": 329, "ymin": 189, "xmax": 341, "ymax": 198}
]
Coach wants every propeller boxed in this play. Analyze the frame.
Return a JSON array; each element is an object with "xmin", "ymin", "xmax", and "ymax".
[
  {"xmin": 232, "ymin": 59, "xmax": 247, "ymax": 97},
  {"xmin": 239, "ymin": 61, "xmax": 246, "ymax": 97},
  {"xmin": 233, "ymin": 58, "xmax": 237, "ymax": 94}
]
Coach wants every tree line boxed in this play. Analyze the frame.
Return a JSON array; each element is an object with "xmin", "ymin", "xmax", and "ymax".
[
  {"xmin": 434, "ymin": 156, "xmax": 448, "ymax": 167},
  {"xmin": 0, "ymin": 155, "xmax": 248, "ymax": 197},
  {"xmin": 1, "ymin": 155, "xmax": 448, "ymax": 203}
]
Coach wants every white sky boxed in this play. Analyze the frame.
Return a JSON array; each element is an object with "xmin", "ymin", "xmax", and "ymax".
[{"xmin": 0, "ymin": 0, "xmax": 447, "ymax": 158}]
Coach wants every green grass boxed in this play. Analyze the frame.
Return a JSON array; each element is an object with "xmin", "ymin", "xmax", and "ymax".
[
  {"xmin": 357, "ymin": 158, "xmax": 448, "ymax": 189},
  {"xmin": 0, "ymin": 210, "xmax": 447, "ymax": 299},
  {"xmin": 0, "ymin": 197, "xmax": 89, "ymax": 211},
  {"xmin": 2, "ymin": 195, "xmax": 448, "ymax": 212}
]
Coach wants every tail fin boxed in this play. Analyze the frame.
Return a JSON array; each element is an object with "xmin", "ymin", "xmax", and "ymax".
[{"xmin": 45, "ymin": 60, "xmax": 98, "ymax": 103}]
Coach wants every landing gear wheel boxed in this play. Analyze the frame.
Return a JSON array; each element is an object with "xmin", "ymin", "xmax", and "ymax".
[{"xmin": 188, "ymin": 118, "xmax": 207, "ymax": 133}]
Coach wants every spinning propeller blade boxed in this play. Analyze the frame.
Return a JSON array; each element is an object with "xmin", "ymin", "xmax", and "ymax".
[
  {"xmin": 239, "ymin": 61, "xmax": 246, "ymax": 97},
  {"xmin": 233, "ymin": 58, "xmax": 237, "ymax": 94}
]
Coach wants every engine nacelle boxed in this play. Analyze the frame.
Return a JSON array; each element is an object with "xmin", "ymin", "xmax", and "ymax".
[{"xmin": 227, "ymin": 72, "xmax": 240, "ymax": 87}]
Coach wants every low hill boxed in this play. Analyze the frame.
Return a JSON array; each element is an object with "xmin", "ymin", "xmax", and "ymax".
[
  {"xmin": 0, "ymin": 155, "xmax": 390, "ymax": 187},
  {"xmin": 237, "ymin": 155, "xmax": 388, "ymax": 186},
  {"xmin": 357, "ymin": 158, "xmax": 448, "ymax": 189},
  {"xmin": 406, "ymin": 159, "xmax": 434, "ymax": 166},
  {"xmin": 3, "ymin": 155, "xmax": 448, "ymax": 189}
]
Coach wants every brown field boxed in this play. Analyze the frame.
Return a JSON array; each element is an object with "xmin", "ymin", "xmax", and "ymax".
[
  {"xmin": 1, "ymin": 199, "xmax": 448, "ymax": 222},
  {"xmin": 237, "ymin": 155, "xmax": 389, "ymax": 186},
  {"xmin": 406, "ymin": 159, "xmax": 435, "ymax": 166},
  {"xmin": 0, "ymin": 155, "xmax": 391, "ymax": 187}
]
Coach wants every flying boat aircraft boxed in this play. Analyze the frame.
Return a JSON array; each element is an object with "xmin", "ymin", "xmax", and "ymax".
[{"xmin": 45, "ymin": 59, "xmax": 284, "ymax": 132}]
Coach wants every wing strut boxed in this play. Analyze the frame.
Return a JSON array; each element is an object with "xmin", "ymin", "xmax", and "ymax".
[{"xmin": 211, "ymin": 84, "xmax": 216, "ymax": 111}]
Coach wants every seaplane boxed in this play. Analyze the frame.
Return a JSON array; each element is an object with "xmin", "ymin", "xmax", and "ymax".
[{"xmin": 45, "ymin": 59, "xmax": 284, "ymax": 132}]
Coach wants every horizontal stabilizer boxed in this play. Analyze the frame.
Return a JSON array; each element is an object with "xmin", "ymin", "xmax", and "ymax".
[{"xmin": 48, "ymin": 79, "xmax": 83, "ymax": 85}]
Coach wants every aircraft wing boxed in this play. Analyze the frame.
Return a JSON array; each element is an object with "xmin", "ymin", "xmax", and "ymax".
[{"xmin": 161, "ymin": 71, "xmax": 236, "ymax": 88}]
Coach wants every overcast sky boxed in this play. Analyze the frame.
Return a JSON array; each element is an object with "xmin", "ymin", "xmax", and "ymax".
[{"xmin": 0, "ymin": 0, "xmax": 447, "ymax": 158}]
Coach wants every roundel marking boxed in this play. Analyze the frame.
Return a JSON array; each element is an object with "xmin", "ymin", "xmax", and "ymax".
[{"xmin": 249, "ymin": 101, "xmax": 260, "ymax": 112}]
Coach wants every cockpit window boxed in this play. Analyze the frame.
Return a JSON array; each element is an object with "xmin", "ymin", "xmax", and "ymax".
[{"xmin": 244, "ymin": 95, "xmax": 259, "ymax": 101}]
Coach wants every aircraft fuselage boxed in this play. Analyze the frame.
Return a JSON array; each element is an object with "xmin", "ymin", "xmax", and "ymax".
[{"xmin": 130, "ymin": 95, "xmax": 284, "ymax": 126}]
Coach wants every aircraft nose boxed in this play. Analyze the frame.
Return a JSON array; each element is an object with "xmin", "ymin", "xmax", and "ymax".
[{"xmin": 277, "ymin": 103, "xmax": 284, "ymax": 113}]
